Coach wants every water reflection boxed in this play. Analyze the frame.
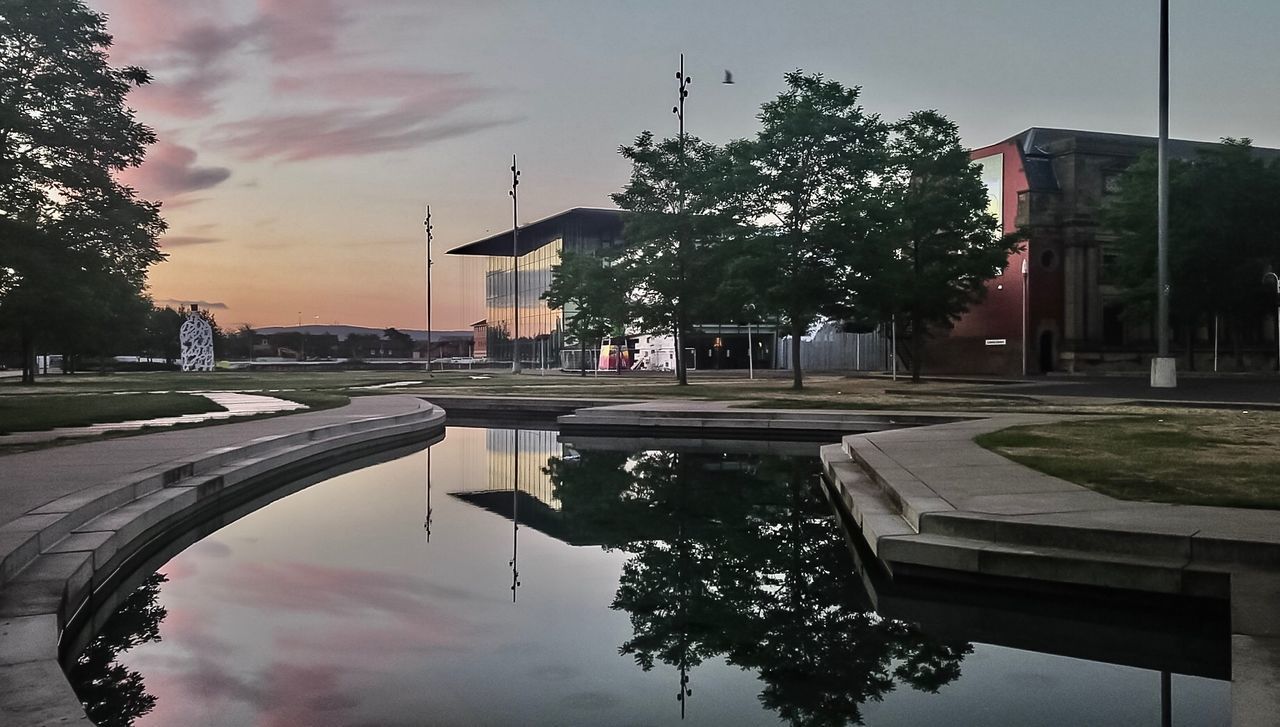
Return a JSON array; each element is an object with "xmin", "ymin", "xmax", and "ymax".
[
  {"xmin": 547, "ymin": 449, "xmax": 971, "ymax": 725},
  {"xmin": 68, "ymin": 573, "xmax": 168, "ymax": 727},
  {"xmin": 67, "ymin": 427, "xmax": 1228, "ymax": 726}
]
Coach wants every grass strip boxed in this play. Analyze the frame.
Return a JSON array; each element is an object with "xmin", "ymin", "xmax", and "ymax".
[
  {"xmin": 0, "ymin": 393, "xmax": 224, "ymax": 434},
  {"xmin": 977, "ymin": 412, "xmax": 1280, "ymax": 510}
]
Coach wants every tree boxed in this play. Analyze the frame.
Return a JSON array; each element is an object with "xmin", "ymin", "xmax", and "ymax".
[
  {"xmin": 1106, "ymin": 140, "xmax": 1280, "ymax": 369},
  {"xmin": 723, "ymin": 72, "xmax": 889, "ymax": 389},
  {"xmin": 850, "ymin": 111, "xmax": 1018, "ymax": 382},
  {"xmin": 0, "ymin": 0, "xmax": 166, "ymax": 382},
  {"xmin": 542, "ymin": 249, "xmax": 629, "ymax": 376},
  {"xmin": 612, "ymin": 131, "xmax": 733, "ymax": 385}
]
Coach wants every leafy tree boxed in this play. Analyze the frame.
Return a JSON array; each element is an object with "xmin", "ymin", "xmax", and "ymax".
[
  {"xmin": 612, "ymin": 131, "xmax": 733, "ymax": 385},
  {"xmin": 1106, "ymin": 140, "xmax": 1280, "ymax": 368},
  {"xmin": 723, "ymin": 72, "xmax": 888, "ymax": 389},
  {"xmin": 850, "ymin": 111, "xmax": 1018, "ymax": 382},
  {"xmin": 542, "ymin": 249, "xmax": 629, "ymax": 376},
  {"xmin": 0, "ymin": 0, "xmax": 166, "ymax": 382},
  {"xmin": 382, "ymin": 327, "xmax": 413, "ymax": 358}
]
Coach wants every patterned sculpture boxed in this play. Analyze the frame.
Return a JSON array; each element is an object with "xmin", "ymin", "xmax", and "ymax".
[{"xmin": 179, "ymin": 307, "xmax": 215, "ymax": 372}]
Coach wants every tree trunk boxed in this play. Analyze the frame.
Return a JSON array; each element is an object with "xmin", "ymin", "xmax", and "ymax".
[
  {"xmin": 20, "ymin": 326, "xmax": 35, "ymax": 384},
  {"xmin": 790, "ymin": 319, "xmax": 804, "ymax": 390},
  {"xmin": 910, "ymin": 311, "xmax": 924, "ymax": 384},
  {"xmin": 579, "ymin": 337, "xmax": 587, "ymax": 377}
]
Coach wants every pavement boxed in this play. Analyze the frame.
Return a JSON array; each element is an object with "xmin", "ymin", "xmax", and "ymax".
[
  {"xmin": 973, "ymin": 374, "xmax": 1280, "ymax": 406},
  {"xmin": 0, "ymin": 395, "xmax": 426, "ymax": 531}
]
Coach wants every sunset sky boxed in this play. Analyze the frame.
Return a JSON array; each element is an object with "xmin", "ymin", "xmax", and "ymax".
[{"xmin": 96, "ymin": 0, "xmax": 1280, "ymax": 330}]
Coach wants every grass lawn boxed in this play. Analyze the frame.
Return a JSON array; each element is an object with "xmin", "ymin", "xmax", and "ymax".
[
  {"xmin": 0, "ymin": 393, "xmax": 225, "ymax": 434},
  {"xmin": 977, "ymin": 412, "xmax": 1280, "ymax": 510}
]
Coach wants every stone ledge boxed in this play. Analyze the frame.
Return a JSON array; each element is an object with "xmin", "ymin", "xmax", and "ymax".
[{"xmin": 0, "ymin": 399, "xmax": 444, "ymax": 727}]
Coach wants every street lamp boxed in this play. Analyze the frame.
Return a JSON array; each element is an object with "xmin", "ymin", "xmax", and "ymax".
[
  {"xmin": 1150, "ymin": 0, "xmax": 1177, "ymax": 388},
  {"xmin": 1021, "ymin": 256, "xmax": 1029, "ymax": 377},
  {"xmin": 1266, "ymin": 272, "xmax": 1280, "ymax": 372},
  {"xmin": 510, "ymin": 155, "xmax": 522, "ymax": 374},
  {"xmin": 425, "ymin": 205, "xmax": 434, "ymax": 375}
]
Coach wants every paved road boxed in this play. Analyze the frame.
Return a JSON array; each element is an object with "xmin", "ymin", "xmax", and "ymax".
[{"xmin": 986, "ymin": 376, "xmax": 1280, "ymax": 404}]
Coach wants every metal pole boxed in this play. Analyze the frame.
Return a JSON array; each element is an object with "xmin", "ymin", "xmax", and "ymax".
[
  {"xmin": 510, "ymin": 156, "xmax": 521, "ymax": 373},
  {"xmin": 425, "ymin": 205, "xmax": 433, "ymax": 375},
  {"xmin": 891, "ymin": 314, "xmax": 898, "ymax": 382},
  {"xmin": 1152, "ymin": 0, "xmax": 1176, "ymax": 387},
  {"xmin": 1022, "ymin": 257, "xmax": 1029, "ymax": 377},
  {"xmin": 747, "ymin": 321, "xmax": 754, "ymax": 380},
  {"xmin": 1267, "ymin": 274, "xmax": 1280, "ymax": 372},
  {"xmin": 672, "ymin": 53, "xmax": 690, "ymax": 383},
  {"xmin": 1213, "ymin": 314, "xmax": 1219, "ymax": 372}
]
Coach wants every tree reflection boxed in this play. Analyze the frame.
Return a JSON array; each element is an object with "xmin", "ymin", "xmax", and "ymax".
[
  {"xmin": 548, "ymin": 450, "xmax": 971, "ymax": 726},
  {"xmin": 69, "ymin": 573, "xmax": 168, "ymax": 727}
]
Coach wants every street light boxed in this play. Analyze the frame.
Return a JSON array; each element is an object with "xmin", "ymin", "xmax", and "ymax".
[
  {"xmin": 1021, "ymin": 256, "xmax": 1029, "ymax": 377},
  {"xmin": 425, "ymin": 205, "xmax": 434, "ymax": 375},
  {"xmin": 1266, "ymin": 272, "xmax": 1280, "ymax": 372},
  {"xmin": 1151, "ymin": 0, "xmax": 1177, "ymax": 388},
  {"xmin": 510, "ymin": 155, "xmax": 522, "ymax": 374}
]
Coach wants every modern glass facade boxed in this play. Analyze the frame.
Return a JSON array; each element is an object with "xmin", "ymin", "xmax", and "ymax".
[
  {"xmin": 485, "ymin": 238, "xmax": 563, "ymax": 365},
  {"xmin": 484, "ymin": 427, "xmax": 562, "ymax": 508}
]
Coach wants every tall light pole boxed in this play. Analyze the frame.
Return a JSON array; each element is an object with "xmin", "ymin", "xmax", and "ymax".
[
  {"xmin": 1266, "ymin": 272, "xmax": 1280, "ymax": 372},
  {"xmin": 670, "ymin": 53, "xmax": 691, "ymax": 382},
  {"xmin": 424, "ymin": 205, "xmax": 434, "ymax": 375},
  {"xmin": 510, "ymin": 155, "xmax": 522, "ymax": 373},
  {"xmin": 1021, "ymin": 257, "xmax": 1029, "ymax": 377},
  {"xmin": 1151, "ymin": 0, "xmax": 1177, "ymax": 387}
]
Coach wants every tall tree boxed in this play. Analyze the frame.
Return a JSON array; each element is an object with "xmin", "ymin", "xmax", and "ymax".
[
  {"xmin": 612, "ymin": 131, "xmax": 731, "ymax": 385},
  {"xmin": 542, "ymin": 249, "xmax": 629, "ymax": 376},
  {"xmin": 1106, "ymin": 140, "xmax": 1280, "ymax": 368},
  {"xmin": 851, "ymin": 111, "xmax": 1017, "ymax": 382},
  {"xmin": 723, "ymin": 72, "xmax": 888, "ymax": 389},
  {"xmin": 0, "ymin": 0, "xmax": 166, "ymax": 382}
]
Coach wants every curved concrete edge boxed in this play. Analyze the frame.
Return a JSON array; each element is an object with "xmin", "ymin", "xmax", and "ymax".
[
  {"xmin": 0, "ymin": 400, "xmax": 445, "ymax": 727},
  {"xmin": 822, "ymin": 414, "xmax": 1280, "ymax": 727}
]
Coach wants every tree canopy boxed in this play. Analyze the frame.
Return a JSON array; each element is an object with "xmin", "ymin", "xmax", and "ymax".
[
  {"xmin": 0, "ymin": 0, "xmax": 166, "ymax": 381},
  {"xmin": 542, "ymin": 249, "xmax": 629, "ymax": 375}
]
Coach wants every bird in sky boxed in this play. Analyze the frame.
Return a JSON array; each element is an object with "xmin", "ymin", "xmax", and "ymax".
[{"xmin": 722, "ymin": 69, "xmax": 734, "ymax": 84}]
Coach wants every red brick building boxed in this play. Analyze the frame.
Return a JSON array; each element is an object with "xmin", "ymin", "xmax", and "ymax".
[{"xmin": 931, "ymin": 128, "xmax": 1280, "ymax": 376}]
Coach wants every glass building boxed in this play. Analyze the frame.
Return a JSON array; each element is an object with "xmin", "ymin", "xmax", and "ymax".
[{"xmin": 450, "ymin": 208, "xmax": 626, "ymax": 367}]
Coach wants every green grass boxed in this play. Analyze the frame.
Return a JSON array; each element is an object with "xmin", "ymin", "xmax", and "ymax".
[
  {"xmin": 0, "ymin": 393, "xmax": 224, "ymax": 434},
  {"xmin": 977, "ymin": 412, "xmax": 1280, "ymax": 509},
  {"xmin": 0, "ymin": 370, "xmax": 426, "ymax": 395}
]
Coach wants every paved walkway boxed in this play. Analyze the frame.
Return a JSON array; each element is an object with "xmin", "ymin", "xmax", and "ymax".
[{"xmin": 0, "ymin": 395, "xmax": 426, "ymax": 530}]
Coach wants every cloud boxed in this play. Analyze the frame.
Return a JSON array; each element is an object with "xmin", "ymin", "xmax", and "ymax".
[
  {"xmin": 211, "ymin": 73, "xmax": 509, "ymax": 161},
  {"xmin": 120, "ymin": 141, "xmax": 232, "ymax": 201},
  {"xmin": 161, "ymin": 236, "xmax": 223, "ymax": 248},
  {"xmin": 154, "ymin": 298, "xmax": 230, "ymax": 310}
]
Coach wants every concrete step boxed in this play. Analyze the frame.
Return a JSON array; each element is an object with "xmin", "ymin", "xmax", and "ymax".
[
  {"xmin": 878, "ymin": 532, "xmax": 1229, "ymax": 598},
  {"xmin": 919, "ymin": 510, "xmax": 1195, "ymax": 562}
]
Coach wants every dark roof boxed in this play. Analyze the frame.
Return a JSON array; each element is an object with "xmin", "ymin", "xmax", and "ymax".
[
  {"xmin": 447, "ymin": 207, "xmax": 626, "ymax": 257},
  {"xmin": 1007, "ymin": 127, "xmax": 1280, "ymax": 161}
]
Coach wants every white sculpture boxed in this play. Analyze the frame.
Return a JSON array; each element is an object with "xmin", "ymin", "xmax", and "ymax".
[{"xmin": 179, "ymin": 307, "xmax": 215, "ymax": 372}]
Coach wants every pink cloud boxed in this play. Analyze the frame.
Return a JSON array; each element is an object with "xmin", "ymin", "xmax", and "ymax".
[
  {"xmin": 212, "ymin": 73, "xmax": 505, "ymax": 161},
  {"xmin": 119, "ymin": 140, "xmax": 232, "ymax": 200},
  {"xmin": 256, "ymin": 0, "xmax": 346, "ymax": 62}
]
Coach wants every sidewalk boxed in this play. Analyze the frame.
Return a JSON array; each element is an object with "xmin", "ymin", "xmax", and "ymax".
[{"xmin": 0, "ymin": 395, "xmax": 426, "ymax": 530}]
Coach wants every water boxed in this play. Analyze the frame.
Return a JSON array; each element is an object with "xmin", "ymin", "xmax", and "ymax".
[{"xmin": 69, "ymin": 426, "xmax": 1229, "ymax": 726}]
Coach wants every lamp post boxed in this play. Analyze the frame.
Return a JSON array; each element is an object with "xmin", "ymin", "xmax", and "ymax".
[
  {"xmin": 425, "ymin": 205, "xmax": 434, "ymax": 375},
  {"xmin": 1266, "ymin": 272, "xmax": 1280, "ymax": 372},
  {"xmin": 744, "ymin": 304, "xmax": 755, "ymax": 381},
  {"xmin": 510, "ymin": 155, "xmax": 522, "ymax": 374},
  {"xmin": 671, "ymin": 53, "xmax": 691, "ymax": 382},
  {"xmin": 1021, "ymin": 257, "xmax": 1029, "ymax": 377},
  {"xmin": 1150, "ymin": 0, "xmax": 1177, "ymax": 387}
]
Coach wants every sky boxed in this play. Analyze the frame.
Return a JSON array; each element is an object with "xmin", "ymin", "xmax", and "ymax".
[{"xmin": 94, "ymin": 0, "xmax": 1280, "ymax": 331}]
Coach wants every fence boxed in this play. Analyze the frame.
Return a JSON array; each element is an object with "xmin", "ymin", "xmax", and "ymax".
[{"xmin": 774, "ymin": 323, "xmax": 893, "ymax": 372}]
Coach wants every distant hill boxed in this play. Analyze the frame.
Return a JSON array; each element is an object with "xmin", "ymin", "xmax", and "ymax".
[{"xmin": 255, "ymin": 325, "xmax": 472, "ymax": 341}]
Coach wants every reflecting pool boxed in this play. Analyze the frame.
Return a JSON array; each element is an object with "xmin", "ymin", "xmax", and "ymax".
[{"xmin": 69, "ymin": 426, "xmax": 1229, "ymax": 726}]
